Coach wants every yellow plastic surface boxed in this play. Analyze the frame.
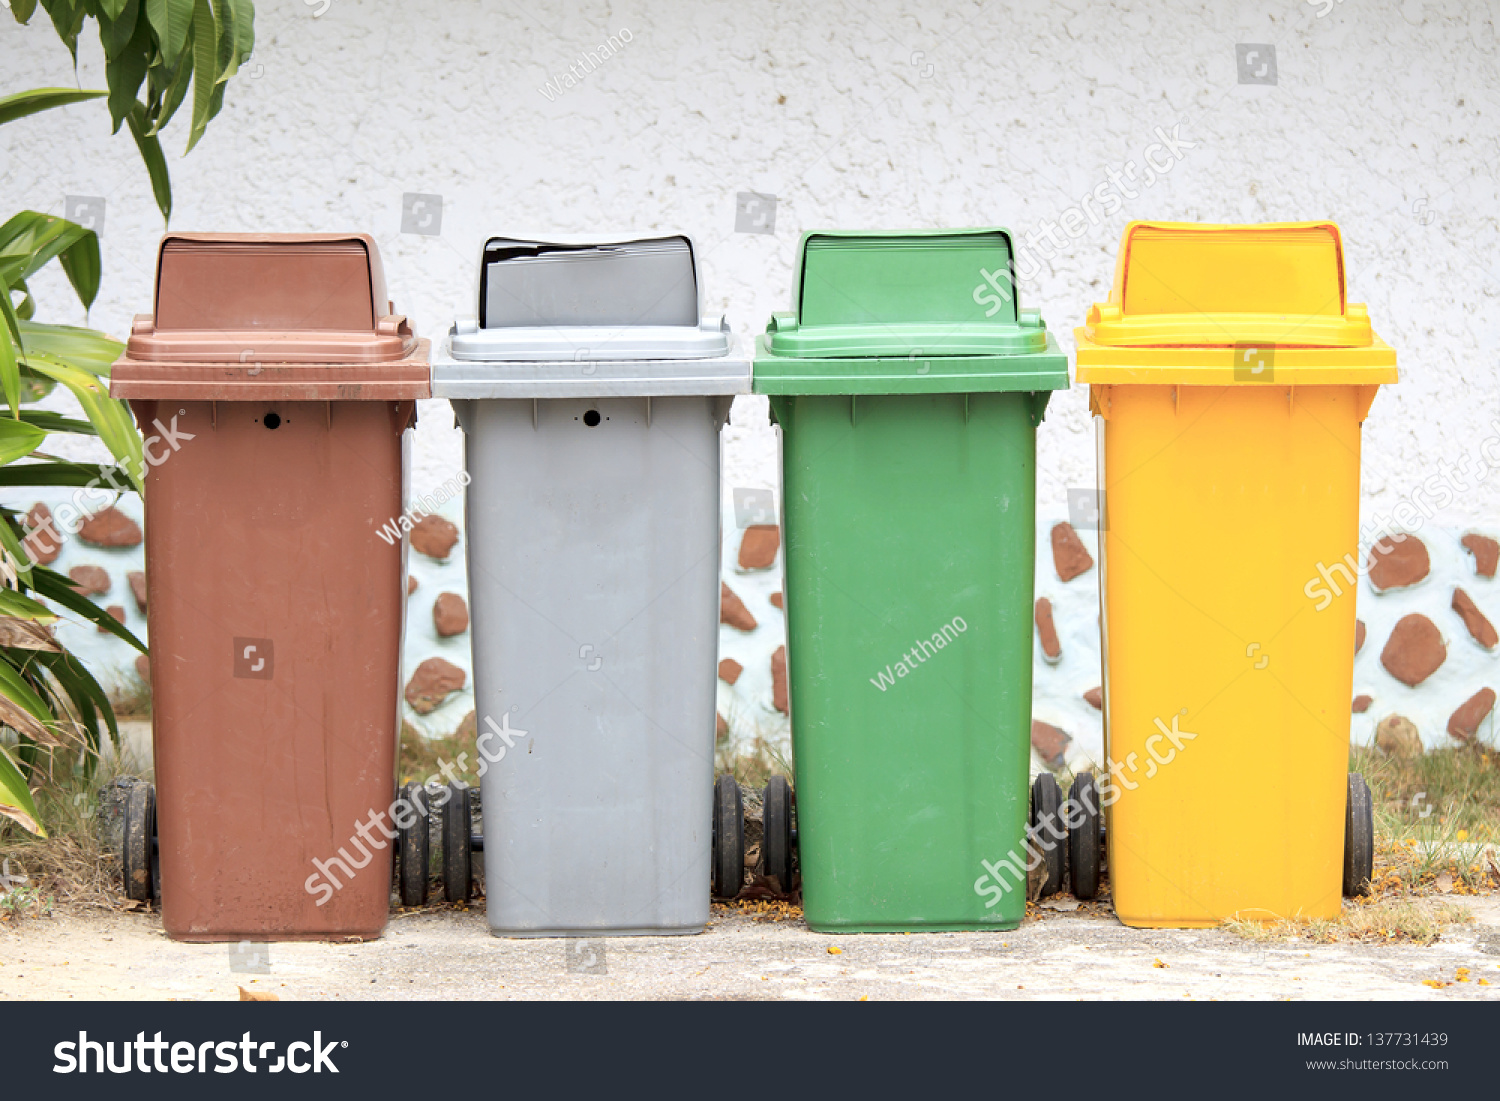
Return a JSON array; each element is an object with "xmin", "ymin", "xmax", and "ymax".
[
  {"xmin": 1099, "ymin": 384, "xmax": 1364, "ymax": 927},
  {"xmin": 1075, "ymin": 221, "xmax": 1398, "ymax": 383},
  {"xmin": 1084, "ymin": 222, "xmax": 1394, "ymax": 927}
]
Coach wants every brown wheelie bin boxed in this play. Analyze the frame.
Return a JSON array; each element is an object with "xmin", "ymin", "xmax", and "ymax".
[{"xmin": 109, "ymin": 234, "xmax": 430, "ymax": 941}]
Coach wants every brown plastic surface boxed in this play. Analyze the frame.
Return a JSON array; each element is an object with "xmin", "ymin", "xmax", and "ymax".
[
  {"xmin": 111, "ymin": 234, "xmax": 430, "ymax": 400},
  {"xmin": 155, "ymin": 236, "xmax": 381, "ymax": 331},
  {"xmin": 133, "ymin": 397, "xmax": 414, "ymax": 941}
]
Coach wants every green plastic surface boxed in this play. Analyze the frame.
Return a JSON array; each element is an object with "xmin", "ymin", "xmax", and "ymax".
[
  {"xmin": 755, "ymin": 227, "xmax": 1068, "ymax": 930},
  {"xmin": 757, "ymin": 229, "xmax": 1069, "ymax": 393},
  {"xmin": 770, "ymin": 391, "xmax": 1039, "ymax": 932},
  {"xmin": 797, "ymin": 229, "xmax": 1017, "ymax": 326}
]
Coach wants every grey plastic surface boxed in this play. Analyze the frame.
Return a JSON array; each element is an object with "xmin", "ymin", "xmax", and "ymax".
[
  {"xmin": 431, "ymin": 330, "xmax": 751, "ymax": 398},
  {"xmin": 448, "ymin": 319, "xmax": 731, "ymax": 362},
  {"xmin": 482, "ymin": 236, "xmax": 698, "ymax": 328},
  {"xmin": 456, "ymin": 394, "xmax": 726, "ymax": 936}
]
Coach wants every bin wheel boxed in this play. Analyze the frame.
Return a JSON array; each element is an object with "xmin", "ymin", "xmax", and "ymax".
[
  {"xmin": 1068, "ymin": 772, "xmax": 1101, "ymax": 900},
  {"xmin": 762, "ymin": 776, "xmax": 794, "ymax": 892},
  {"xmin": 711, "ymin": 775, "xmax": 744, "ymax": 899},
  {"xmin": 440, "ymin": 782, "xmax": 472, "ymax": 904},
  {"xmin": 123, "ymin": 781, "xmax": 156, "ymax": 903},
  {"xmin": 398, "ymin": 781, "xmax": 429, "ymax": 907},
  {"xmin": 1029, "ymin": 773, "xmax": 1065, "ymax": 898},
  {"xmin": 1343, "ymin": 772, "xmax": 1373, "ymax": 897}
]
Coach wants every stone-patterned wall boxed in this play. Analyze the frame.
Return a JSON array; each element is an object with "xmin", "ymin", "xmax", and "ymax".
[
  {"xmin": 1353, "ymin": 529, "xmax": 1498, "ymax": 751},
  {"xmin": 1028, "ymin": 520, "xmax": 1499, "ymax": 769},
  {"xmin": 12, "ymin": 490, "xmax": 1495, "ymax": 766},
  {"xmin": 716, "ymin": 514, "xmax": 790, "ymax": 762}
]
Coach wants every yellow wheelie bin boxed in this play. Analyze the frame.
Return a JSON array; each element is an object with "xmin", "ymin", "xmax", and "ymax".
[{"xmin": 1072, "ymin": 221, "xmax": 1397, "ymax": 927}]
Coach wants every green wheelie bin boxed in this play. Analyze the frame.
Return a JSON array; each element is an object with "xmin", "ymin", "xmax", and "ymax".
[{"xmin": 753, "ymin": 229, "xmax": 1069, "ymax": 931}]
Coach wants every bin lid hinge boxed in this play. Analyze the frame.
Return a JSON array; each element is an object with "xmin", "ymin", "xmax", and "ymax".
[
  {"xmin": 1027, "ymin": 390, "xmax": 1051, "ymax": 427},
  {"xmin": 1088, "ymin": 385, "xmax": 1111, "ymax": 421}
]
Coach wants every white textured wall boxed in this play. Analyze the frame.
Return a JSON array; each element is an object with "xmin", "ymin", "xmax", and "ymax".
[{"xmin": 4, "ymin": 0, "xmax": 1498, "ymax": 751}]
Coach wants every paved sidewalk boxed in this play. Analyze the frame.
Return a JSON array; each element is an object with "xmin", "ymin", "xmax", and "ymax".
[{"xmin": 3, "ymin": 897, "xmax": 1499, "ymax": 1001}]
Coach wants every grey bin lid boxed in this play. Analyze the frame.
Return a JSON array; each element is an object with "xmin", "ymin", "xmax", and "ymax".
[
  {"xmin": 481, "ymin": 235, "xmax": 699, "ymax": 329},
  {"xmin": 431, "ymin": 233, "xmax": 751, "ymax": 398},
  {"xmin": 448, "ymin": 318, "xmax": 731, "ymax": 362},
  {"xmin": 432, "ymin": 324, "xmax": 750, "ymax": 398}
]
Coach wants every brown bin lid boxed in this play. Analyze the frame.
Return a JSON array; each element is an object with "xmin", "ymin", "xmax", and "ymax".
[{"xmin": 111, "ymin": 233, "xmax": 430, "ymax": 400}]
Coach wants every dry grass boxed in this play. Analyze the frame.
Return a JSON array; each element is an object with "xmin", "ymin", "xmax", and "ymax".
[
  {"xmin": 1225, "ymin": 897, "xmax": 1475, "ymax": 946},
  {"xmin": 1369, "ymin": 838, "xmax": 1499, "ymax": 897},
  {"xmin": 0, "ymin": 750, "xmax": 140, "ymax": 925},
  {"xmin": 717, "ymin": 743, "xmax": 793, "ymax": 792},
  {"xmin": 398, "ymin": 718, "xmax": 481, "ymax": 787},
  {"xmin": 106, "ymin": 670, "xmax": 153, "ymax": 720},
  {"xmin": 1354, "ymin": 742, "xmax": 1500, "ymax": 843},
  {"xmin": 1353, "ymin": 741, "xmax": 1500, "ymax": 896}
]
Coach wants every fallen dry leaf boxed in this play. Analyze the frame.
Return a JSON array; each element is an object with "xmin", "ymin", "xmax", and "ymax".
[
  {"xmin": 827, "ymin": 946, "xmax": 842, "ymax": 955},
  {"xmin": 1421, "ymin": 979, "xmax": 1447, "ymax": 989},
  {"xmin": 1153, "ymin": 959, "xmax": 1169, "ymax": 969},
  {"xmin": 1039, "ymin": 898, "xmax": 1080, "ymax": 912},
  {"xmin": 737, "ymin": 875, "xmax": 797, "ymax": 903},
  {"xmin": 238, "ymin": 986, "xmax": 279, "ymax": 1002},
  {"xmin": 1434, "ymin": 872, "xmax": 1455, "ymax": 894}
]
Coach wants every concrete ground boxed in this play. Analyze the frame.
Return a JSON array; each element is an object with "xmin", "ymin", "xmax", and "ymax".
[{"xmin": 4, "ymin": 896, "xmax": 1499, "ymax": 1001}]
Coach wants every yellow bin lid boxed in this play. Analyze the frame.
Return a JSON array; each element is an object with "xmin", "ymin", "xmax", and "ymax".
[{"xmin": 1075, "ymin": 221, "xmax": 1396, "ymax": 384}]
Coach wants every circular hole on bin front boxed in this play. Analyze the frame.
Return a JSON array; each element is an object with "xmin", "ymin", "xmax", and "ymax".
[
  {"xmin": 583, "ymin": 410, "xmax": 601, "ymax": 427},
  {"xmin": 263, "ymin": 412, "xmax": 282, "ymax": 430}
]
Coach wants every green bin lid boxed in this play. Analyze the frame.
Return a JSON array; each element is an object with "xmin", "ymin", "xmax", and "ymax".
[{"xmin": 754, "ymin": 229, "xmax": 1069, "ymax": 396}]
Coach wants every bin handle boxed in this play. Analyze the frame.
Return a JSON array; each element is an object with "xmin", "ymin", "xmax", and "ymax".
[{"xmin": 377, "ymin": 314, "xmax": 415, "ymax": 346}]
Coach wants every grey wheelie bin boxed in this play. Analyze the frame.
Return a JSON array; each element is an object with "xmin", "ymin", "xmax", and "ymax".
[{"xmin": 432, "ymin": 235, "xmax": 752, "ymax": 936}]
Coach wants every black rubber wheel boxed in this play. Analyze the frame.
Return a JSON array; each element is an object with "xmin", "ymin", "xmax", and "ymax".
[
  {"xmin": 440, "ymin": 782, "xmax": 472, "ymax": 904},
  {"xmin": 1343, "ymin": 772, "xmax": 1373, "ymax": 897},
  {"xmin": 1029, "ymin": 773, "xmax": 1065, "ymax": 898},
  {"xmin": 1068, "ymin": 772, "xmax": 1101, "ymax": 900},
  {"xmin": 762, "ymin": 776, "xmax": 794, "ymax": 892},
  {"xmin": 398, "ymin": 781, "xmax": 429, "ymax": 907},
  {"xmin": 123, "ymin": 782, "xmax": 155, "ymax": 903},
  {"xmin": 711, "ymin": 774, "xmax": 744, "ymax": 899}
]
